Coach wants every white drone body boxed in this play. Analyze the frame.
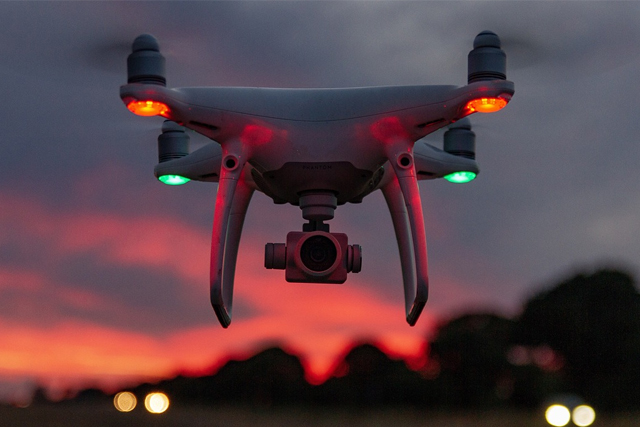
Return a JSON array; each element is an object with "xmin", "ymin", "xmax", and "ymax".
[{"xmin": 120, "ymin": 31, "xmax": 514, "ymax": 328}]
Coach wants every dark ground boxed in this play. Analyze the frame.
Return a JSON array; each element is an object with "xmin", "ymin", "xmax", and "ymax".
[{"xmin": 1, "ymin": 404, "xmax": 637, "ymax": 427}]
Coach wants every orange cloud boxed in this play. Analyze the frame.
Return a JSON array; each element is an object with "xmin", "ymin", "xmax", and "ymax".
[
  {"xmin": 0, "ymin": 191, "xmax": 470, "ymax": 396},
  {"xmin": 0, "ymin": 318, "xmax": 175, "ymax": 393}
]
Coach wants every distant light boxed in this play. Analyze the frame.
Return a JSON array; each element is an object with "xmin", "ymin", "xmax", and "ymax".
[
  {"xmin": 546, "ymin": 404, "xmax": 571, "ymax": 426},
  {"xmin": 114, "ymin": 391, "xmax": 137, "ymax": 412},
  {"xmin": 145, "ymin": 392, "xmax": 169, "ymax": 414},
  {"xmin": 158, "ymin": 174, "xmax": 190, "ymax": 185},
  {"xmin": 573, "ymin": 405, "xmax": 596, "ymax": 426},
  {"xmin": 466, "ymin": 97, "xmax": 508, "ymax": 113},
  {"xmin": 127, "ymin": 100, "xmax": 170, "ymax": 117},
  {"xmin": 444, "ymin": 171, "xmax": 477, "ymax": 183}
]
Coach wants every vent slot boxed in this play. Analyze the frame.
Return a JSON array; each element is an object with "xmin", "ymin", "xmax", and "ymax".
[
  {"xmin": 199, "ymin": 172, "xmax": 219, "ymax": 179},
  {"xmin": 416, "ymin": 118, "xmax": 445, "ymax": 129},
  {"xmin": 189, "ymin": 121, "xmax": 219, "ymax": 132}
]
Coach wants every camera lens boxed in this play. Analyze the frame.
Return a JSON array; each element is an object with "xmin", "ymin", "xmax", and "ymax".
[{"xmin": 300, "ymin": 235, "xmax": 338, "ymax": 272}]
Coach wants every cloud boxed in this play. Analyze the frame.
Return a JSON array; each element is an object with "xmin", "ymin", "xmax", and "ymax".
[{"xmin": 0, "ymin": 318, "xmax": 175, "ymax": 393}]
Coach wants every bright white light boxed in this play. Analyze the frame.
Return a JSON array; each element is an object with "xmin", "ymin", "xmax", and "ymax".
[
  {"xmin": 573, "ymin": 405, "xmax": 596, "ymax": 426},
  {"xmin": 546, "ymin": 404, "xmax": 571, "ymax": 426},
  {"xmin": 144, "ymin": 392, "xmax": 169, "ymax": 414}
]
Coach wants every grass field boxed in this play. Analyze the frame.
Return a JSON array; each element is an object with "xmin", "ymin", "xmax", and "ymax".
[{"xmin": 1, "ymin": 404, "xmax": 638, "ymax": 427}]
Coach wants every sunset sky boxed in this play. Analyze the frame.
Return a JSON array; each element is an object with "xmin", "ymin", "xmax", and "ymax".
[{"xmin": 1, "ymin": 2, "xmax": 640, "ymax": 402}]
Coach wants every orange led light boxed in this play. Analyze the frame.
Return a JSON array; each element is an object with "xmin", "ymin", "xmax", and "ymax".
[
  {"xmin": 127, "ymin": 100, "xmax": 170, "ymax": 117},
  {"xmin": 466, "ymin": 97, "xmax": 508, "ymax": 113}
]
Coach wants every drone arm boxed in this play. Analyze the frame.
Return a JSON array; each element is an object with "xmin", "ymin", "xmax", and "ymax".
[
  {"xmin": 120, "ymin": 84, "xmax": 225, "ymax": 140},
  {"xmin": 384, "ymin": 144, "xmax": 429, "ymax": 326},
  {"xmin": 210, "ymin": 141, "xmax": 251, "ymax": 328},
  {"xmin": 381, "ymin": 176, "xmax": 419, "ymax": 322}
]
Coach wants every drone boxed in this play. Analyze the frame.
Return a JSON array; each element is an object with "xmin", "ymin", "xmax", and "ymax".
[{"xmin": 120, "ymin": 31, "xmax": 514, "ymax": 328}]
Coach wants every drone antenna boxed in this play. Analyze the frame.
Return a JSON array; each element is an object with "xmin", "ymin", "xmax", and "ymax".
[{"xmin": 299, "ymin": 192, "xmax": 336, "ymax": 232}]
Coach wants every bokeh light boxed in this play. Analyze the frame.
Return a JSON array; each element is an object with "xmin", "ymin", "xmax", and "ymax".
[
  {"xmin": 113, "ymin": 391, "xmax": 137, "ymax": 412},
  {"xmin": 144, "ymin": 392, "xmax": 170, "ymax": 414},
  {"xmin": 545, "ymin": 404, "xmax": 571, "ymax": 426},
  {"xmin": 573, "ymin": 405, "xmax": 596, "ymax": 426}
]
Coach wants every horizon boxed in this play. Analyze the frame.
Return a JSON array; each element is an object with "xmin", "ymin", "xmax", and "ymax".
[{"xmin": 7, "ymin": 264, "xmax": 635, "ymax": 404}]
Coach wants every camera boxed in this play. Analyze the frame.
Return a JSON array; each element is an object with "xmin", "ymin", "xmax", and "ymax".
[{"xmin": 265, "ymin": 231, "xmax": 362, "ymax": 284}]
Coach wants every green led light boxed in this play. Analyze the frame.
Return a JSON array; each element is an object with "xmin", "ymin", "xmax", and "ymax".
[
  {"xmin": 444, "ymin": 171, "xmax": 477, "ymax": 184},
  {"xmin": 158, "ymin": 175, "xmax": 190, "ymax": 185}
]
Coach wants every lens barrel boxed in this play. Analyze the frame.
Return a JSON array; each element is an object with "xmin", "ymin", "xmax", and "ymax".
[{"xmin": 299, "ymin": 235, "xmax": 339, "ymax": 272}]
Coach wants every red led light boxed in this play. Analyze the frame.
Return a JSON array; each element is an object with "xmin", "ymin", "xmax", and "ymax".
[
  {"xmin": 127, "ymin": 100, "xmax": 170, "ymax": 117},
  {"xmin": 241, "ymin": 124, "xmax": 273, "ymax": 146},
  {"xmin": 466, "ymin": 97, "xmax": 508, "ymax": 113}
]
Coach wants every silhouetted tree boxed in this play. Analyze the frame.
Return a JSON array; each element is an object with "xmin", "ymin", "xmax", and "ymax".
[
  {"xmin": 429, "ymin": 313, "xmax": 516, "ymax": 407},
  {"xmin": 30, "ymin": 387, "xmax": 51, "ymax": 406},
  {"xmin": 218, "ymin": 346, "xmax": 309, "ymax": 405},
  {"xmin": 516, "ymin": 268, "xmax": 640, "ymax": 410},
  {"xmin": 315, "ymin": 343, "xmax": 427, "ymax": 407},
  {"xmin": 199, "ymin": 347, "xmax": 309, "ymax": 406},
  {"xmin": 126, "ymin": 346, "xmax": 309, "ymax": 407},
  {"xmin": 58, "ymin": 268, "xmax": 640, "ymax": 412},
  {"xmin": 72, "ymin": 387, "xmax": 109, "ymax": 404}
]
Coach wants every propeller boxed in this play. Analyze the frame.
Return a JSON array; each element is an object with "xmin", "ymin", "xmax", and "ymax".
[
  {"xmin": 83, "ymin": 37, "xmax": 132, "ymax": 75},
  {"xmin": 496, "ymin": 24, "xmax": 640, "ymax": 82}
]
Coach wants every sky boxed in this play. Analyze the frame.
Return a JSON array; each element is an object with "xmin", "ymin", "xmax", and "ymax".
[{"xmin": 1, "ymin": 1, "xmax": 640, "ymax": 402}]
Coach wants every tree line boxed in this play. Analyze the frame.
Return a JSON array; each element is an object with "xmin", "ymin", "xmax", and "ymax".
[{"xmin": 53, "ymin": 268, "xmax": 640, "ymax": 412}]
